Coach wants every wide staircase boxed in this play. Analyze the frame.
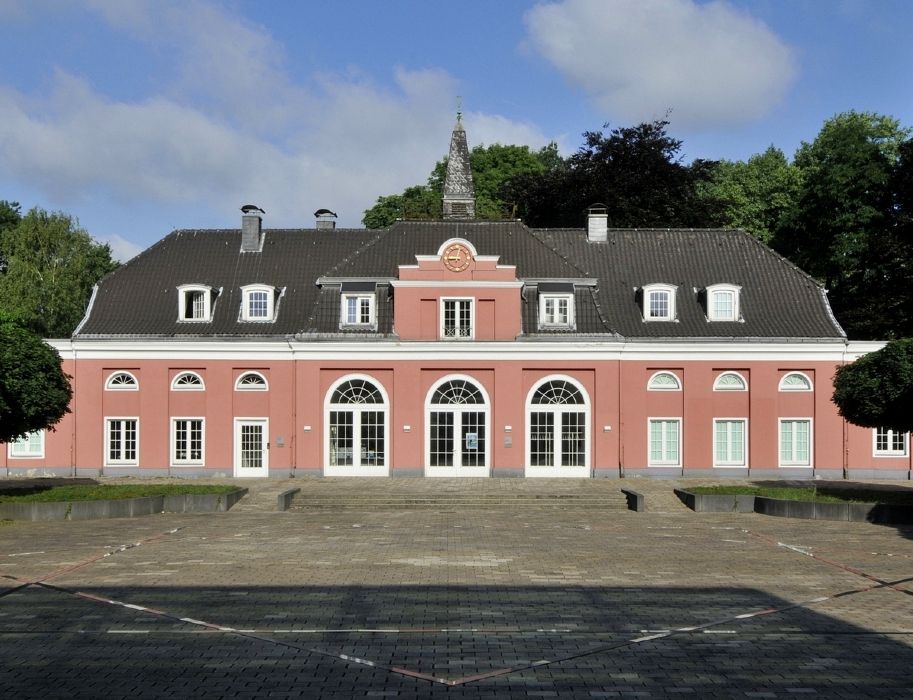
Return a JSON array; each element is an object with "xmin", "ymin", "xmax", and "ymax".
[{"xmin": 287, "ymin": 478, "xmax": 630, "ymax": 512}]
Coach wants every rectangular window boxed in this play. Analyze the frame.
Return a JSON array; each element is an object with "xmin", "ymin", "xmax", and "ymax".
[
  {"xmin": 8, "ymin": 430, "xmax": 44, "ymax": 458},
  {"xmin": 248, "ymin": 291, "xmax": 269, "ymax": 319},
  {"xmin": 779, "ymin": 419, "xmax": 811, "ymax": 466},
  {"xmin": 442, "ymin": 299, "xmax": 473, "ymax": 339},
  {"xmin": 172, "ymin": 419, "xmax": 204, "ymax": 465},
  {"xmin": 341, "ymin": 294, "xmax": 374, "ymax": 326},
  {"xmin": 648, "ymin": 418, "xmax": 681, "ymax": 466},
  {"xmin": 712, "ymin": 291, "xmax": 734, "ymax": 320},
  {"xmin": 106, "ymin": 419, "xmax": 138, "ymax": 465},
  {"xmin": 539, "ymin": 294, "xmax": 574, "ymax": 328},
  {"xmin": 874, "ymin": 427, "xmax": 908, "ymax": 457},
  {"xmin": 714, "ymin": 419, "xmax": 746, "ymax": 467}
]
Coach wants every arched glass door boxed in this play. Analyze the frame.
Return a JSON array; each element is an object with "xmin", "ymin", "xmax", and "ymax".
[
  {"xmin": 325, "ymin": 377, "xmax": 388, "ymax": 476},
  {"xmin": 526, "ymin": 378, "xmax": 590, "ymax": 477},
  {"xmin": 426, "ymin": 377, "xmax": 489, "ymax": 477}
]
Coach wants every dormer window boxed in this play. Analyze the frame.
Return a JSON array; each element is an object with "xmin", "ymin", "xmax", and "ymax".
[
  {"xmin": 538, "ymin": 283, "xmax": 575, "ymax": 329},
  {"xmin": 241, "ymin": 285, "xmax": 275, "ymax": 322},
  {"xmin": 643, "ymin": 284, "xmax": 677, "ymax": 321},
  {"xmin": 340, "ymin": 282, "xmax": 377, "ymax": 329},
  {"xmin": 707, "ymin": 284, "xmax": 741, "ymax": 321},
  {"xmin": 178, "ymin": 284, "xmax": 213, "ymax": 322}
]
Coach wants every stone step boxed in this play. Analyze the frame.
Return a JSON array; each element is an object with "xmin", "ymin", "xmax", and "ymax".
[{"xmin": 289, "ymin": 494, "xmax": 629, "ymax": 511}]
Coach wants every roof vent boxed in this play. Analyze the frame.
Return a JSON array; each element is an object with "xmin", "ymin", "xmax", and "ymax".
[
  {"xmin": 587, "ymin": 203, "xmax": 608, "ymax": 242},
  {"xmin": 241, "ymin": 204, "xmax": 265, "ymax": 252},
  {"xmin": 315, "ymin": 208, "xmax": 337, "ymax": 230}
]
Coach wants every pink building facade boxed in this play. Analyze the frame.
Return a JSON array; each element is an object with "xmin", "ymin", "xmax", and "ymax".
[{"xmin": 3, "ymin": 123, "xmax": 910, "ymax": 480}]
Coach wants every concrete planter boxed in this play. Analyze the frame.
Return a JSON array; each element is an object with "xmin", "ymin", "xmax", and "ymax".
[
  {"xmin": 0, "ymin": 488, "xmax": 247, "ymax": 521},
  {"xmin": 674, "ymin": 489, "xmax": 755, "ymax": 512}
]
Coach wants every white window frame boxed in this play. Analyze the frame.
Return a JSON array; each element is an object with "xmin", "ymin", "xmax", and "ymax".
[
  {"xmin": 105, "ymin": 417, "xmax": 139, "ymax": 467},
  {"xmin": 440, "ymin": 297, "xmax": 474, "ymax": 340},
  {"xmin": 779, "ymin": 372, "xmax": 813, "ymax": 392},
  {"xmin": 647, "ymin": 371, "xmax": 682, "ymax": 391},
  {"xmin": 538, "ymin": 294, "xmax": 575, "ymax": 329},
  {"xmin": 873, "ymin": 427, "xmax": 908, "ymax": 457},
  {"xmin": 323, "ymin": 374, "xmax": 390, "ymax": 477},
  {"xmin": 8, "ymin": 430, "xmax": 45, "ymax": 459},
  {"xmin": 642, "ymin": 284, "xmax": 677, "ymax": 321},
  {"xmin": 105, "ymin": 371, "xmax": 139, "ymax": 391},
  {"xmin": 340, "ymin": 293, "xmax": 376, "ymax": 328},
  {"xmin": 713, "ymin": 418, "xmax": 748, "ymax": 468},
  {"xmin": 713, "ymin": 371, "xmax": 748, "ymax": 392},
  {"xmin": 706, "ymin": 284, "xmax": 741, "ymax": 322},
  {"xmin": 234, "ymin": 371, "xmax": 269, "ymax": 391},
  {"xmin": 779, "ymin": 418, "xmax": 813, "ymax": 467},
  {"xmin": 425, "ymin": 374, "xmax": 490, "ymax": 477},
  {"xmin": 171, "ymin": 371, "xmax": 205, "ymax": 391},
  {"xmin": 525, "ymin": 375, "xmax": 590, "ymax": 478},
  {"xmin": 171, "ymin": 417, "xmax": 205, "ymax": 466},
  {"xmin": 177, "ymin": 284, "xmax": 213, "ymax": 322},
  {"xmin": 648, "ymin": 417, "xmax": 682, "ymax": 467},
  {"xmin": 240, "ymin": 284, "xmax": 275, "ymax": 322}
]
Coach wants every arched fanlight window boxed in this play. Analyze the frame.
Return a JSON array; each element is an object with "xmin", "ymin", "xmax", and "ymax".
[
  {"xmin": 528, "ymin": 378, "xmax": 589, "ymax": 471},
  {"xmin": 713, "ymin": 372, "xmax": 747, "ymax": 391},
  {"xmin": 331, "ymin": 379, "xmax": 384, "ymax": 404},
  {"xmin": 235, "ymin": 372, "xmax": 268, "ymax": 391},
  {"xmin": 647, "ymin": 371, "xmax": 681, "ymax": 391},
  {"xmin": 431, "ymin": 380, "xmax": 485, "ymax": 405},
  {"xmin": 779, "ymin": 372, "xmax": 812, "ymax": 392},
  {"xmin": 171, "ymin": 372, "xmax": 205, "ymax": 391},
  {"xmin": 105, "ymin": 371, "xmax": 138, "ymax": 391}
]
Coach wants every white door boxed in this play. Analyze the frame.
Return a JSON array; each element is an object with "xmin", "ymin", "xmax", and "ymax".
[{"xmin": 234, "ymin": 419, "xmax": 269, "ymax": 477}]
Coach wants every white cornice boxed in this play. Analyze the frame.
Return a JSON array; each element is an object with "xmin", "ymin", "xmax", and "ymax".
[{"xmin": 49, "ymin": 338, "xmax": 886, "ymax": 363}]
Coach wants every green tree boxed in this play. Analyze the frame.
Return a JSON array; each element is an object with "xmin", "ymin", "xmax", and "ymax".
[
  {"xmin": 773, "ymin": 111, "xmax": 911, "ymax": 338},
  {"xmin": 832, "ymin": 339, "xmax": 913, "ymax": 432},
  {"xmin": 0, "ymin": 207, "xmax": 118, "ymax": 338},
  {"xmin": 0, "ymin": 314, "xmax": 72, "ymax": 443},
  {"xmin": 363, "ymin": 143, "xmax": 561, "ymax": 227},
  {"xmin": 698, "ymin": 146, "xmax": 802, "ymax": 243},
  {"xmin": 501, "ymin": 120, "xmax": 726, "ymax": 228}
]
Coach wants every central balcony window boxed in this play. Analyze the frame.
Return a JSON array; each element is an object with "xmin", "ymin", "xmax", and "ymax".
[{"xmin": 441, "ymin": 298, "xmax": 473, "ymax": 339}]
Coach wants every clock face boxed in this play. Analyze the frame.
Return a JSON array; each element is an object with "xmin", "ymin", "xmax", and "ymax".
[{"xmin": 442, "ymin": 243, "xmax": 472, "ymax": 272}]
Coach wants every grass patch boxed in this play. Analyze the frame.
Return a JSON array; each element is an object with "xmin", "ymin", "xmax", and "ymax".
[
  {"xmin": 0, "ymin": 484, "xmax": 238, "ymax": 503},
  {"xmin": 688, "ymin": 485, "xmax": 913, "ymax": 505}
]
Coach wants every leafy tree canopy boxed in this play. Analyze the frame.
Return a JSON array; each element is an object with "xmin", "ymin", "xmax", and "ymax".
[
  {"xmin": 0, "ymin": 207, "xmax": 119, "ymax": 338},
  {"xmin": 501, "ymin": 120, "xmax": 726, "ymax": 228},
  {"xmin": 363, "ymin": 143, "xmax": 562, "ymax": 228},
  {"xmin": 832, "ymin": 339, "xmax": 913, "ymax": 432},
  {"xmin": 697, "ymin": 146, "xmax": 802, "ymax": 244},
  {"xmin": 0, "ymin": 314, "xmax": 72, "ymax": 443}
]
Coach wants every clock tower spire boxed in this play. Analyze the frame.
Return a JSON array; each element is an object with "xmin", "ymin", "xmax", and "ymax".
[{"xmin": 442, "ymin": 106, "xmax": 476, "ymax": 220}]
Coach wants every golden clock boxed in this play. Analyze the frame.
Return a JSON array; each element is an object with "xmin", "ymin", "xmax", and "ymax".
[{"xmin": 442, "ymin": 243, "xmax": 472, "ymax": 272}]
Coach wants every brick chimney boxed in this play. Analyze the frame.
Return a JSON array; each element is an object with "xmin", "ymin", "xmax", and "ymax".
[{"xmin": 241, "ymin": 204, "xmax": 265, "ymax": 252}]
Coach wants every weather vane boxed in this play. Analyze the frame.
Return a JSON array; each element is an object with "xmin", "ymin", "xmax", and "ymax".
[{"xmin": 456, "ymin": 95, "xmax": 462, "ymax": 121}]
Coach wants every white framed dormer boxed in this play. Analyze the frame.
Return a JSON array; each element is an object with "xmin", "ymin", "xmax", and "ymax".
[
  {"xmin": 642, "ymin": 284, "xmax": 677, "ymax": 322},
  {"xmin": 240, "ymin": 284, "xmax": 276, "ymax": 322},
  {"xmin": 647, "ymin": 371, "xmax": 682, "ymax": 391},
  {"xmin": 706, "ymin": 284, "xmax": 741, "ymax": 322},
  {"xmin": 177, "ymin": 284, "xmax": 213, "ymax": 322},
  {"xmin": 341, "ymin": 294, "xmax": 376, "ymax": 328},
  {"xmin": 779, "ymin": 372, "xmax": 813, "ymax": 392},
  {"xmin": 538, "ymin": 284, "xmax": 575, "ymax": 330},
  {"xmin": 440, "ymin": 297, "xmax": 474, "ymax": 340},
  {"xmin": 171, "ymin": 371, "xmax": 205, "ymax": 391},
  {"xmin": 105, "ymin": 371, "xmax": 138, "ymax": 391},
  {"xmin": 235, "ymin": 371, "xmax": 268, "ymax": 391},
  {"xmin": 713, "ymin": 371, "xmax": 748, "ymax": 391}
]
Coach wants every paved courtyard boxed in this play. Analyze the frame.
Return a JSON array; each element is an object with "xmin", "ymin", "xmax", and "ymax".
[{"xmin": 1, "ymin": 479, "xmax": 912, "ymax": 698}]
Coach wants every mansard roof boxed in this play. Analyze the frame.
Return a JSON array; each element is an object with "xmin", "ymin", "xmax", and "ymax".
[{"xmin": 75, "ymin": 220, "xmax": 845, "ymax": 340}]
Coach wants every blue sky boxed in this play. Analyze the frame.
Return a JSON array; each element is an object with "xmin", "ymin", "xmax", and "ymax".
[{"xmin": 1, "ymin": 0, "xmax": 911, "ymax": 260}]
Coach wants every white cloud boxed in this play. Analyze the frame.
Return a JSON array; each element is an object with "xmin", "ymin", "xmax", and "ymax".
[
  {"xmin": 0, "ymin": 1, "xmax": 553, "ymax": 246},
  {"xmin": 524, "ymin": 0, "xmax": 796, "ymax": 129},
  {"xmin": 98, "ymin": 233, "xmax": 144, "ymax": 263}
]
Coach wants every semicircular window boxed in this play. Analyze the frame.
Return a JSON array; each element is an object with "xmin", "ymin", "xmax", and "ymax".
[
  {"xmin": 431, "ymin": 380, "xmax": 485, "ymax": 405},
  {"xmin": 331, "ymin": 379, "xmax": 384, "ymax": 404},
  {"xmin": 647, "ymin": 372, "xmax": 681, "ymax": 391},
  {"xmin": 779, "ymin": 372, "xmax": 812, "ymax": 392},
  {"xmin": 531, "ymin": 380, "xmax": 584, "ymax": 405},
  {"xmin": 171, "ymin": 372, "xmax": 204, "ymax": 391},
  {"xmin": 713, "ymin": 372, "xmax": 747, "ymax": 391},
  {"xmin": 105, "ymin": 372, "xmax": 138, "ymax": 391},
  {"xmin": 235, "ymin": 372, "xmax": 268, "ymax": 391}
]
